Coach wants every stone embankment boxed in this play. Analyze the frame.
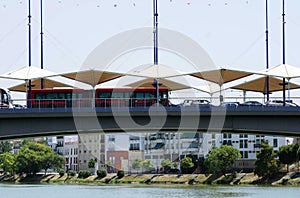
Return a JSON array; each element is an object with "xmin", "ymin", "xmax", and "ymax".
[{"xmin": 1, "ymin": 172, "xmax": 300, "ymax": 185}]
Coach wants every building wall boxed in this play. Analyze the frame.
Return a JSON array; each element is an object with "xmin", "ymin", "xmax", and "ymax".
[
  {"xmin": 106, "ymin": 150, "xmax": 128, "ymax": 171},
  {"xmin": 64, "ymin": 136, "xmax": 79, "ymax": 171},
  {"xmin": 78, "ymin": 133, "xmax": 105, "ymax": 170}
]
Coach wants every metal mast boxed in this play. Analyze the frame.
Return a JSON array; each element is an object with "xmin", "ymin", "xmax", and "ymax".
[
  {"xmin": 40, "ymin": 0, "xmax": 44, "ymax": 89},
  {"xmin": 282, "ymin": 0, "xmax": 286, "ymax": 106},
  {"xmin": 153, "ymin": 0, "xmax": 159, "ymax": 104},
  {"xmin": 153, "ymin": 0, "xmax": 158, "ymax": 65},
  {"xmin": 28, "ymin": 0, "xmax": 32, "ymax": 107},
  {"xmin": 28, "ymin": 0, "xmax": 32, "ymax": 67},
  {"xmin": 265, "ymin": 0, "xmax": 270, "ymax": 101}
]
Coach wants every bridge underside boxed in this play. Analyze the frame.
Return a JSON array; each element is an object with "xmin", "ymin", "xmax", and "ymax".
[{"xmin": 0, "ymin": 107, "xmax": 299, "ymax": 140}]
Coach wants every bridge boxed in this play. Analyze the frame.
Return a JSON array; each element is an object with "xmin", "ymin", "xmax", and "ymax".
[{"xmin": 0, "ymin": 106, "xmax": 300, "ymax": 140}]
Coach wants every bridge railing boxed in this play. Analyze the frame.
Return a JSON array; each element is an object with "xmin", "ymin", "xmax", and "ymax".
[{"xmin": 8, "ymin": 96, "xmax": 300, "ymax": 110}]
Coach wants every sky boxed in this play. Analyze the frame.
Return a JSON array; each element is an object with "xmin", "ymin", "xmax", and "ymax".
[{"xmin": 1, "ymin": 0, "xmax": 300, "ymax": 100}]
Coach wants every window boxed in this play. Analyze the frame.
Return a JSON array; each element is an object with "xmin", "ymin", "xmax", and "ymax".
[
  {"xmin": 244, "ymin": 151, "xmax": 248, "ymax": 158},
  {"xmin": 240, "ymin": 140, "xmax": 244, "ymax": 148},
  {"xmin": 98, "ymin": 92, "xmax": 111, "ymax": 98},
  {"xmin": 273, "ymin": 139, "xmax": 278, "ymax": 148},
  {"xmin": 244, "ymin": 140, "xmax": 248, "ymax": 148}
]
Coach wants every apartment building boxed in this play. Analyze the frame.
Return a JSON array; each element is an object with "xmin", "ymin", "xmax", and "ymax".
[
  {"xmin": 64, "ymin": 136, "xmax": 79, "ymax": 171},
  {"xmin": 144, "ymin": 132, "xmax": 212, "ymax": 170},
  {"xmin": 106, "ymin": 133, "xmax": 144, "ymax": 173},
  {"xmin": 214, "ymin": 133, "xmax": 291, "ymax": 170},
  {"xmin": 78, "ymin": 133, "xmax": 105, "ymax": 170}
]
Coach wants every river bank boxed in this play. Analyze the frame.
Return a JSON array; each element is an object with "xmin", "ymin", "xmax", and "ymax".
[{"xmin": 1, "ymin": 171, "xmax": 300, "ymax": 186}]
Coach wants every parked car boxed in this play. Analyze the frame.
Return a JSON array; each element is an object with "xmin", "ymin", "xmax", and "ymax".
[
  {"xmin": 266, "ymin": 100, "xmax": 299, "ymax": 107},
  {"xmin": 239, "ymin": 101, "xmax": 263, "ymax": 106},
  {"xmin": 182, "ymin": 99, "xmax": 210, "ymax": 106},
  {"xmin": 221, "ymin": 102, "xmax": 240, "ymax": 107},
  {"xmin": 13, "ymin": 104, "xmax": 27, "ymax": 109}
]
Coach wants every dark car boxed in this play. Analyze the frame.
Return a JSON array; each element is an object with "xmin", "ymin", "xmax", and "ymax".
[{"xmin": 240, "ymin": 101, "xmax": 263, "ymax": 106}]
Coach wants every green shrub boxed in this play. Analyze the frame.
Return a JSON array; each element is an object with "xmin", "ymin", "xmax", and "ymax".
[
  {"xmin": 117, "ymin": 170, "xmax": 125, "ymax": 179},
  {"xmin": 67, "ymin": 170, "xmax": 76, "ymax": 177},
  {"xmin": 97, "ymin": 168, "xmax": 107, "ymax": 179},
  {"xmin": 58, "ymin": 169, "xmax": 65, "ymax": 177},
  {"xmin": 78, "ymin": 170, "xmax": 91, "ymax": 179}
]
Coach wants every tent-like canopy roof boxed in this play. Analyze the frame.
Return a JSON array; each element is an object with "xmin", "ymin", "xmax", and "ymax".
[
  {"xmin": 0, "ymin": 65, "xmax": 58, "ymax": 80},
  {"xmin": 256, "ymin": 64, "xmax": 300, "ymax": 79},
  {"xmin": 230, "ymin": 76, "xmax": 300, "ymax": 94},
  {"xmin": 188, "ymin": 68, "xmax": 253, "ymax": 85},
  {"xmin": 128, "ymin": 64, "xmax": 184, "ymax": 79},
  {"xmin": 125, "ymin": 78, "xmax": 191, "ymax": 91},
  {"xmin": 61, "ymin": 69, "xmax": 124, "ymax": 87},
  {"xmin": 8, "ymin": 78, "xmax": 72, "ymax": 92}
]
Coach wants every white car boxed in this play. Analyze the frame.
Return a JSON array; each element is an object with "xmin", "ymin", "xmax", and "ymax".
[
  {"xmin": 266, "ymin": 100, "xmax": 299, "ymax": 107},
  {"xmin": 13, "ymin": 104, "xmax": 27, "ymax": 109},
  {"xmin": 182, "ymin": 99, "xmax": 210, "ymax": 106}
]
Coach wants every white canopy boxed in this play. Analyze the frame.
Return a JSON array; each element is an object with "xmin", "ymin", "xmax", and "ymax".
[
  {"xmin": 0, "ymin": 65, "xmax": 58, "ymax": 80},
  {"xmin": 61, "ymin": 68, "xmax": 124, "ymax": 87},
  {"xmin": 127, "ymin": 64, "xmax": 185, "ymax": 79},
  {"xmin": 256, "ymin": 64, "xmax": 300, "ymax": 79},
  {"xmin": 125, "ymin": 78, "xmax": 191, "ymax": 91},
  {"xmin": 8, "ymin": 78, "xmax": 73, "ymax": 92},
  {"xmin": 255, "ymin": 64, "xmax": 300, "ymax": 100}
]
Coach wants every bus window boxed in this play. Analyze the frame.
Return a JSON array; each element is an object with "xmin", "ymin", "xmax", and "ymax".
[
  {"xmin": 136, "ymin": 92, "xmax": 144, "ymax": 99},
  {"xmin": 58, "ymin": 93, "xmax": 65, "ymax": 99},
  {"xmin": 46, "ymin": 92, "xmax": 58, "ymax": 99},
  {"xmin": 145, "ymin": 92, "xmax": 155, "ymax": 99},
  {"xmin": 98, "ymin": 92, "xmax": 111, "ymax": 99},
  {"xmin": 112, "ymin": 92, "xmax": 123, "ymax": 98},
  {"xmin": 72, "ymin": 92, "xmax": 77, "ymax": 99},
  {"xmin": 124, "ymin": 92, "xmax": 130, "ymax": 99},
  {"xmin": 66, "ymin": 93, "xmax": 71, "ymax": 99},
  {"xmin": 35, "ymin": 93, "xmax": 44, "ymax": 100}
]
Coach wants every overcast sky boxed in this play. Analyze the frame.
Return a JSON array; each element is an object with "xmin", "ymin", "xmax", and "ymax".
[{"xmin": 1, "ymin": 0, "xmax": 300, "ymax": 99}]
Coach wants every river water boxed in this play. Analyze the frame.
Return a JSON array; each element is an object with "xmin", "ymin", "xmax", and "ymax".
[{"xmin": 0, "ymin": 184, "xmax": 299, "ymax": 198}]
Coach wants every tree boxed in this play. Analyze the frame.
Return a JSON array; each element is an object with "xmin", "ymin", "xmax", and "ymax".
[
  {"xmin": 106, "ymin": 161, "xmax": 114, "ymax": 173},
  {"xmin": 297, "ymin": 145, "xmax": 300, "ymax": 171},
  {"xmin": 52, "ymin": 154, "xmax": 65, "ymax": 172},
  {"xmin": 254, "ymin": 141, "xmax": 278, "ymax": 179},
  {"xmin": 205, "ymin": 145, "xmax": 241, "ymax": 177},
  {"xmin": 180, "ymin": 157, "xmax": 194, "ymax": 174},
  {"xmin": 172, "ymin": 161, "xmax": 179, "ymax": 169},
  {"xmin": 161, "ymin": 159, "xmax": 172, "ymax": 173},
  {"xmin": 88, "ymin": 159, "xmax": 96, "ymax": 169},
  {"xmin": 142, "ymin": 160, "xmax": 154, "ymax": 172},
  {"xmin": 16, "ymin": 141, "xmax": 64, "ymax": 175},
  {"xmin": 0, "ymin": 141, "xmax": 12, "ymax": 154},
  {"xmin": 278, "ymin": 144, "xmax": 298, "ymax": 172},
  {"xmin": 0, "ymin": 152, "xmax": 17, "ymax": 175},
  {"xmin": 131, "ymin": 158, "xmax": 142, "ymax": 173}
]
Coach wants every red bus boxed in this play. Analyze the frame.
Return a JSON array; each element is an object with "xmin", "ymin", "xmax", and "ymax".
[
  {"xmin": 28, "ymin": 87, "xmax": 169, "ymax": 108},
  {"xmin": 30, "ymin": 88, "xmax": 84, "ymax": 108},
  {"xmin": 95, "ymin": 87, "xmax": 169, "ymax": 107}
]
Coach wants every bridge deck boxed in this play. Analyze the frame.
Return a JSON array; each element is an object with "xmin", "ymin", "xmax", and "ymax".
[{"xmin": 0, "ymin": 106, "xmax": 299, "ymax": 140}]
